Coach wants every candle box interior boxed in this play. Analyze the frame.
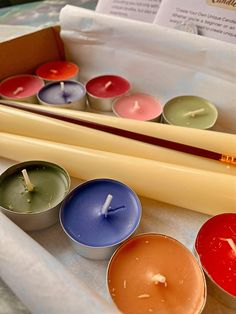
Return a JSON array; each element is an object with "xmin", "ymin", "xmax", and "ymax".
[{"xmin": 0, "ymin": 6, "xmax": 236, "ymax": 314}]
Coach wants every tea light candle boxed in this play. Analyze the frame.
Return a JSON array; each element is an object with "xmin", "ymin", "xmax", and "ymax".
[
  {"xmin": 0, "ymin": 161, "xmax": 70, "ymax": 231},
  {"xmin": 107, "ymin": 233, "xmax": 206, "ymax": 314},
  {"xmin": 60, "ymin": 178, "xmax": 141, "ymax": 260},
  {"xmin": 37, "ymin": 81, "xmax": 86, "ymax": 110},
  {"xmin": 195, "ymin": 213, "xmax": 236, "ymax": 308},
  {"xmin": 112, "ymin": 93, "xmax": 162, "ymax": 121},
  {"xmin": 0, "ymin": 74, "xmax": 44, "ymax": 103},
  {"xmin": 36, "ymin": 60, "xmax": 79, "ymax": 82},
  {"xmin": 162, "ymin": 96, "xmax": 218, "ymax": 129},
  {"xmin": 86, "ymin": 75, "xmax": 131, "ymax": 111}
]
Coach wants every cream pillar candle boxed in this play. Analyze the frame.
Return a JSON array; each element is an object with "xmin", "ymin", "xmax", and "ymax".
[
  {"xmin": 0, "ymin": 132, "xmax": 235, "ymax": 215},
  {"xmin": 0, "ymin": 100, "xmax": 234, "ymax": 156},
  {"xmin": 0, "ymin": 105, "xmax": 235, "ymax": 176}
]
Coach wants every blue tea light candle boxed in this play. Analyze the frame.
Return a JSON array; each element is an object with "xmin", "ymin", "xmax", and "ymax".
[
  {"xmin": 60, "ymin": 178, "xmax": 142, "ymax": 260},
  {"xmin": 37, "ymin": 80, "xmax": 86, "ymax": 110}
]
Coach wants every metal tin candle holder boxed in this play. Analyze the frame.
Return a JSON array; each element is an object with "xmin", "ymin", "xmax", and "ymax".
[
  {"xmin": 37, "ymin": 80, "xmax": 86, "ymax": 110},
  {"xmin": 107, "ymin": 233, "xmax": 207, "ymax": 314},
  {"xmin": 162, "ymin": 95, "xmax": 218, "ymax": 129},
  {"xmin": 0, "ymin": 74, "xmax": 45, "ymax": 103},
  {"xmin": 60, "ymin": 178, "xmax": 142, "ymax": 260},
  {"xmin": 36, "ymin": 60, "xmax": 79, "ymax": 83},
  {"xmin": 86, "ymin": 75, "xmax": 131, "ymax": 112},
  {"xmin": 0, "ymin": 161, "xmax": 70, "ymax": 231},
  {"xmin": 112, "ymin": 93, "xmax": 163, "ymax": 122},
  {"xmin": 195, "ymin": 213, "xmax": 236, "ymax": 309}
]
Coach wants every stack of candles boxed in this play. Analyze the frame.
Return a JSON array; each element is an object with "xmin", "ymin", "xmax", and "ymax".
[
  {"xmin": 0, "ymin": 158, "xmax": 235, "ymax": 312},
  {"xmin": 0, "ymin": 59, "xmax": 219, "ymax": 129}
]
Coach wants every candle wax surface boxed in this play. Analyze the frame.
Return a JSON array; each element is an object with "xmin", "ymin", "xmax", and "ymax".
[
  {"xmin": 108, "ymin": 234, "xmax": 205, "ymax": 314},
  {"xmin": 113, "ymin": 93, "xmax": 162, "ymax": 121},
  {"xmin": 36, "ymin": 61, "xmax": 79, "ymax": 81},
  {"xmin": 0, "ymin": 75, "xmax": 44, "ymax": 98},
  {"xmin": 60, "ymin": 179, "xmax": 141, "ymax": 247},
  {"xmin": 38, "ymin": 81, "xmax": 85, "ymax": 105},
  {"xmin": 86, "ymin": 75, "xmax": 130, "ymax": 98},
  {"xmin": 163, "ymin": 96, "xmax": 218, "ymax": 129},
  {"xmin": 0, "ymin": 164, "xmax": 69, "ymax": 213},
  {"xmin": 195, "ymin": 213, "xmax": 236, "ymax": 296}
]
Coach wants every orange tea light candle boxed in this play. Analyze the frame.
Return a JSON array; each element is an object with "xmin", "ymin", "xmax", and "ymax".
[
  {"xmin": 107, "ymin": 234, "xmax": 206, "ymax": 314},
  {"xmin": 36, "ymin": 61, "xmax": 79, "ymax": 82}
]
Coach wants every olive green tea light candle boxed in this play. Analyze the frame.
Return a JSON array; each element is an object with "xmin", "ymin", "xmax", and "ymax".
[
  {"xmin": 162, "ymin": 96, "xmax": 218, "ymax": 129},
  {"xmin": 0, "ymin": 161, "xmax": 70, "ymax": 231}
]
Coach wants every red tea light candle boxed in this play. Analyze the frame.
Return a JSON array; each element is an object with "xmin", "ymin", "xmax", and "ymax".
[
  {"xmin": 86, "ymin": 75, "xmax": 131, "ymax": 112},
  {"xmin": 195, "ymin": 213, "xmax": 236, "ymax": 309},
  {"xmin": 112, "ymin": 93, "xmax": 163, "ymax": 122},
  {"xmin": 36, "ymin": 60, "xmax": 79, "ymax": 82},
  {"xmin": 0, "ymin": 74, "xmax": 44, "ymax": 103},
  {"xmin": 107, "ymin": 233, "xmax": 206, "ymax": 314}
]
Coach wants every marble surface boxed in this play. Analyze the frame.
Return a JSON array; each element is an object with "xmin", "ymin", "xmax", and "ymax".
[{"xmin": 0, "ymin": 279, "xmax": 30, "ymax": 314}]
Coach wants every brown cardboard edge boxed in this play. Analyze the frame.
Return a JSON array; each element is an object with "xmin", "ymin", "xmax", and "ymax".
[{"xmin": 0, "ymin": 26, "xmax": 65, "ymax": 80}]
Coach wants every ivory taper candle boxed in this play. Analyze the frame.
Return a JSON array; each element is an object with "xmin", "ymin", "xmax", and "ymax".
[
  {"xmin": 0, "ymin": 105, "xmax": 235, "ymax": 176},
  {"xmin": 0, "ymin": 100, "xmax": 234, "ymax": 156},
  {"xmin": 0, "ymin": 132, "xmax": 235, "ymax": 215}
]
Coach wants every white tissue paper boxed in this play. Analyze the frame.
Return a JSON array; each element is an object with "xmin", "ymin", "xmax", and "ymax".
[{"xmin": 0, "ymin": 5, "xmax": 236, "ymax": 314}]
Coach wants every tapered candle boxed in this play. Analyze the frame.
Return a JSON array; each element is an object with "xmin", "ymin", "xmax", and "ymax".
[
  {"xmin": 0, "ymin": 132, "xmax": 235, "ymax": 215},
  {"xmin": 0, "ymin": 105, "xmax": 235, "ymax": 176},
  {"xmin": 0, "ymin": 100, "xmax": 234, "ymax": 156}
]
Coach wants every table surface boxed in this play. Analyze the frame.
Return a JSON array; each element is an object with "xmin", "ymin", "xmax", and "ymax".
[{"xmin": 0, "ymin": 2, "xmax": 97, "ymax": 312}]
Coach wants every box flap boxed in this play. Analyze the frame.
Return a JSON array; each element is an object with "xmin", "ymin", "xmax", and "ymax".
[{"xmin": 0, "ymin": 26, "xmax": 65, "ymax": 80}]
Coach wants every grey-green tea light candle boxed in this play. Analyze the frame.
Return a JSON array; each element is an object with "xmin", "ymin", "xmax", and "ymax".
[
  {"xmin": 163, "ymin": 96, "xmax": 218, "ymax": 129},
  {"xmin": 0, "ymin": 161, "xmax": 70, "ymax": 231}
]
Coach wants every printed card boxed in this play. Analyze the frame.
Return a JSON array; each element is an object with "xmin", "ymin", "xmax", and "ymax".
[
  {"xmin": 96, "ymin": 0, "xmax": 162, "ymax": 23},
  {"xmin": 154, "ymin": 0, "xmax": 236, "ymax": 44}
]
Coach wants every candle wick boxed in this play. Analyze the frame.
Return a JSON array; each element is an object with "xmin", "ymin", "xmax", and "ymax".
[
  {"xmin": 13, "ymin": 86, "xmax": 24, "ymax": 95},
  {"xmin": 60, "ymin": 82, "xmax": 65, "ymax": 92},
  {"xmin": 21, "ymin": 169, "xmax": 34, "ymax": 192},
  {"xmin": 50, "ymin": 69, "xmax": 58, "ymax": 74},
  {"xmin": 105, "ymin": 81, "xmax": 112, "ymax": 89},
  {"xmin": 101, "ymin": 194, "xmax": 113, "ymax": 218},
  {"xmin": 219, "ymin": 238, "xmax": 236, "ymax": 254},
  {"xmin": 184, "ymin": 108, "xmax": 205, "ymax": 118},
  {"xmin": 131, "ymin": 100, "xmax": 140, "ymax": 112},
  {"xmin": 152, "ymin": 274, "xmax": 167, "ymax": 285}
]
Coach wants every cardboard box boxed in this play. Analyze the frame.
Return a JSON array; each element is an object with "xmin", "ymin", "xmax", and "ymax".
[{"xmin": 0, "ymin": 26, "xmax": 64, "ymax": 80}]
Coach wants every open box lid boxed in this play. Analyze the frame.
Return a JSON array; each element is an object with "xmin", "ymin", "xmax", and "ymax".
[{"xmin": 0, "ymin": 26, "xmax": 65, "ymax": 81}]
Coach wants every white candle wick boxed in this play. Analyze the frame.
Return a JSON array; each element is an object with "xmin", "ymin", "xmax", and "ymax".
[
  {"xmin": 220, "ymin": 238, "xmax": 236, "ymax": 254},
  {"xmin": 152, "ymin": 274, "xmax": 167, "ymax": 285},
  {"xmin": 184, "ymin": 108, "xmax": 205, "ymax": 118},
  {"xmin": 131, "ymin": 100, "xmax": 141, "ymax": 112},
  {"xmin": 13, "ymin": 86, "xmax": 24, "ymax": 95},
  {"xmin": 50, "ymin": 69, "xmax": 58, "ymax": 74},
  {"xmin": 60, "ymin": 81, "xmax": 65, "ymax": 92},
  {"xmin": 22, "ymin": 169, "xmax": 34, "ymax": 192},
  {"xmin": 105, "ymin": 81, "xmax": 112, "ymax": 89},
  {"xmin": 101, "ymin": 194, "xmax": 113, "ymax": 217}
]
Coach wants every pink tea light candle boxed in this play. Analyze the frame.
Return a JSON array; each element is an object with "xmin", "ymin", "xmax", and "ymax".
[
  {"xmin": 86, "ymin": 75, "xmax": 131, "ymax": 112},
  {"xmin": 0, "ymin": 74, "xmax": 44, "ymax": 103},
  {"xmin": 36, "ymin": 60, "xmax": 79, "ymax": 82},
  {"xmin": 112, "ymin": 93, "xmax": 163, "ymax": 122}
]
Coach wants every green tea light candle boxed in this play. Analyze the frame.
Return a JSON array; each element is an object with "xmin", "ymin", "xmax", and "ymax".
[
  {"xmin": 0, "ymin": 161, "xmax": 70, "ymax": 231},
  {"xmin": 162, "ymin": 96, "xmax": 218, "ymax": 129}
]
